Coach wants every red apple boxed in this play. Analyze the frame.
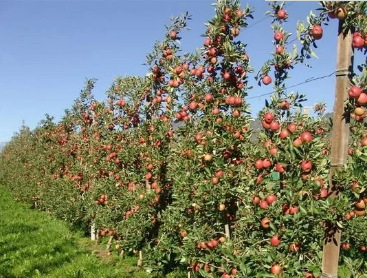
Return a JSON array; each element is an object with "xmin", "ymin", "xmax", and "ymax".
[
  {"xmin": 266, "ymin": 194, "xmax": 277, "ymax": 205},
  {"xmin": 293, "ymin": 137, "xmax": 303, "ymax": 147},
  {"xmin": 189, "ymin": 101, "xmax": 198, "ymax": 111},
  {"xmin": 279, "ymin": 129, "xmax": 289, "ymax": 139},
  {"xmin": 342, "ymin": 242, "xmax": 350, "ymax": 250},
  {"xmin": 264, "ymin": 112, "xmax": 274, "ymax": 124},
  {"xmin": 349, "ymin": 86, "xmax": 362, "ymax": 99},
  {"xmin": 320, "ymin": 188, "xmax": 328, "ymax": 198},
  {"xmin": 259, "ymin": 200, "xmax": 269, "ymax": 210},
  {"xmin": 255, "ymin": 160, "xmax": 264, "ymax": 169},
  {"xmin": 275, "ymin": 163, "xmax": 286, "ymax": 173},
  {"xmin": 208, "ymin": 47, "xmax": 217, "ymax": 56},
  {"xmin": 289, "ymin": 242, "xmax": 300, "ymax": 252},
  {"xmin": 301, "ymin": 160, "xmax": 313, "ymax": 173},
  {"xmin": 279, "ymin": 100, "xmax": 290, "ymax": 110},
  {"xmin": 170, "ymin": 30, "xmax": 177, "ymax": 39},
  {"xmin": 289, "ymin": 205, "xmax": 299, "ymax": 215},
  {"xmin": 353, "ymin": 35, "xmax": 365, "ymax": 49},
  {"xmin": 262, "ymin": 75, "xmax": 272, "ymax": 85},
  {"xmin": 361, "ymin": 137, "xmax": 367, "ymax": 146},
  {"xmin": 357, "ymin": 92, "xmax": 367, "ymax": 105},
  {"xmin": 269, "ymin": 121, "xmax": 280, "ymax": 131},
  {"xmin": 261, "ymin": 217, "xmax": 270, "ymax": 228},
  {"xmin": 211, "ymin": 239, "xmax": 219, "ymax": 247},
  {"xmin": 270, "ymin": 235, "xmax": 281, "ymax": 246},
  {"xmin": 262, "ymin": 159, "xmax": 272, "ymax": 168},
  {"xmin": 204, "ymin": 38, "xmax": 212, "ymax": 46},
  {"xmin": 277, "ymin": 9, "xmax": 287, "ymax": 20},
  {"xmin": 205, "ymin": 93, "xmax": 214, "ymax": 103},
  {"xmin": 212, "ymin": 107, "xmax": 220, "ymax": 115},
  {"xmin": 232, "ymin": 110, "xmax": 240, "ymax": 117},
  {"xmin": 282, "ymin": 203, "xmax": 290, "ymax": 214},
  {"xmin": 274, "ymin": 31, "xmax": 284, "ymax": 42},
  {"xmin": 311, "ymin": 25, "xmax": 323, "ymax": 40},
  {"xmin": 253, "ymin": 196, "xmax": 260, "ymax": 204},
  {"xmin": 215, "ymin": 170, "xmax": 224, "ymax": 177},
  {"xmin": 256, "ymin": 176, "xmax": 263, "ymax": 184},
  {"xmin": 275, "ymin": 45, "xmax": 284, "ymax": 54},
  {"xmin": 223, "ymin": 71, "xmax": 231, "ymax": 80},
  {"xmin": 271, "ymin": 264, "xmax": 282, "ymax": 275},
  {"xmin": 226, "ymin": 96, "xmax": 236, "ymax": 106},
  {"xmin": 300, "ymin": 131, "xmax": 313, "ymax": 143},
  {"xmin": 288, "ymin": 123, "xmax": 297, "ymax": 133}
]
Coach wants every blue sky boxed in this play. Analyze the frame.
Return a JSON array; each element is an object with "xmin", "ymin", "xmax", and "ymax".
[{"xmin": 0, "ymin": 0, "xmax": 361, "ymax": 142}]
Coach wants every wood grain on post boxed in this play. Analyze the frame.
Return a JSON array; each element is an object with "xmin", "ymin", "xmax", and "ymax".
[{"xmin": 321, "ymin": 20, "xmax": 353, "ymax": 278}]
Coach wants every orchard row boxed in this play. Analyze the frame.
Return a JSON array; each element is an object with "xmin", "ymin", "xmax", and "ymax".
[{"xmin": 1, "ymin": 1, "xmax": 367, "ymax": 277}]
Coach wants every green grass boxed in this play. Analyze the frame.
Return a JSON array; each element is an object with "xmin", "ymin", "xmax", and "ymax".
[{"xmin": 0, "ymin": 186, "xmax": 151, "ymax": 278}]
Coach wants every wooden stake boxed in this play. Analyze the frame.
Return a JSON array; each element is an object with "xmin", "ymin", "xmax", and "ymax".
[
  {"xmin": 225, "ymin": 224, "xmax": 230, "ymax": 239},
  {"xmin": 321, "ymin": 20, "xmax": 353, "ymax": 278},
  {"xmin": 106, "ymin": 236, "xmax": 113, "ymax": 251},
  {"xmin": 137, "ymin": 250, "xmax": 143, "ymax": 266},
  {"xmin": 91, "ymin": 221, "xmax": 96, "ymax": 241},
  {"xmin": 96, "ymin": 229, "xmax": 100, "ymax": 242}
]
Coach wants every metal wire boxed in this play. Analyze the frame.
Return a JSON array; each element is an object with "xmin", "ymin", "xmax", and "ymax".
[{"xmin": 246, "ymin": 71, "xmax": 337, "ymax": 100}]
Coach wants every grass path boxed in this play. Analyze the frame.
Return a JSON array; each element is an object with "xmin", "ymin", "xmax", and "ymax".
[{"xmin": 0, "ymin": 186, "xmax": 150, "ymax": 278}]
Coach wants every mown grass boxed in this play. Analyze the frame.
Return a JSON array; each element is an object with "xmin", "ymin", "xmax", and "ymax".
[{"xmin": 0, "ymin": 186, "xmax": 151, "ymax": 278}]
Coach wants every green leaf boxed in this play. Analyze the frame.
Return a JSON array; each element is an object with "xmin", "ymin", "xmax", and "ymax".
[{"xmin": 309, "ymin": 48, "xmax": 319, "ymax": 59}]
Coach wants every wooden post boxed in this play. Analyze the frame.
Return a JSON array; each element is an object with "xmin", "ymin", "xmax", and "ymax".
[
  {"xmin": 224, "ymin": 224, "xmax": 230, "ymax": 239},
  {"xmin": 137, "ymin": 250, "xmax": 143, "ymax": 266},
  {"xmin": 321, "ymin": 20, "xmax": 353, "ymax": 278},
  {"xmin": 106, "ymin": 236, "xmax": 113, "ymax": 251},
  {"xmin": 91, "ymin": 222, "xmax": 96, "ymax": 241}
]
